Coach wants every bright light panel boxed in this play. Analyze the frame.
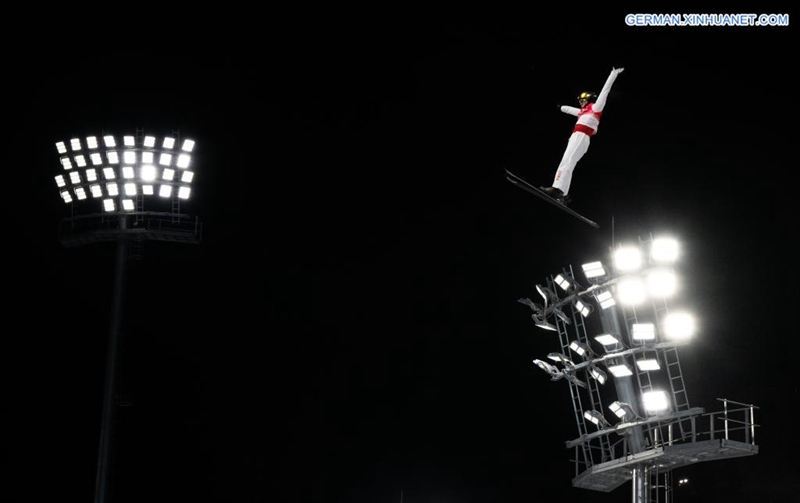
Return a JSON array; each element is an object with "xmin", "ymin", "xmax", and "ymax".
[
  {"xmin": 607, "ymin": 364, "xmax": 633, "ymax": 377},
  {"xmin": 75, "ymin": 187, "xmax": 87, "ymax": 200},
  {"xmin": 643, "ymin": 390, "xmax": 670, "ymax": 413},
  {"xmin": 636, "ymin": 359, "xmax": 661, "ymax": 371},
  {"xmin": 617, "ymin": 277, "xmax": 646, "ymax": 305},
  {"xmin": 122, "ymin": 199, "xmax": 135, "ymax": 211},
  {"xmin": 143, "ymin": 136, "xmax": 155, "ymax": 147},
  {"xmin": 582, "ymin": 261, "xmax": 606, "ymax": 278},
  {"xmin": 90, "ymin": 185, "xmax": 102, "ymax": 198},
  {"xmin": 107, "ymin": 151, "xmax": 119, "ymax": 164},
  {"xmin": 597, "ymin": 290, "xmax": 616, "ymax": 309},
  {"xmin": 589, "ymin": 366, "xmax": 607, "ymax": 384},
  {"xmin": 56, "ymin": 142, "xmax": 67, "ymax": 154},
  {"xmin": 159, "ymin": 185, "xmax": 172, "ymax": 198},
  {"xmin": 163, "ymin": 137, "xmax": 175, "ymax": 149},
  {"xmin": 647, "ymin": 270, "xmax": 677, "ymax": 297},
  {"xmin": 123, "ymin": 136, "xmax": 135, "ymax": 146},
  {"xmin": 55, "ymin": 175, "xmax": 66, "ymax": 187},
  {"xmin": 632, "ymin": 323, "xmax": 655, "ymax": 341},
  {"xmin": 60, "ymin": 157, "xmax": 73, "ymax": 170},
  {"xmin": 124, "ymin": 183, "xmax": 137, "ymax": 196},
  {"xmin": 142, "ymin": 185, "xmax": 154, "ymax": 195},
  {"xmin": 106, "ymin": 183, "xmax": 119, "ymax": 196},
  {"xmin": 663, "ymin": 312, "xmax": 695, "ymax": 340},
  {"xmin": 74, "ymin": 155, "xmax": 87, "ymax": 167},
  {"xmin": 595, "ymin": 333, "xmax": 619, "ymax": 346},
  {"xmin": 124, "ymin": 151, "xmax": 136, "ymax": 164},
  {"xmin": 609, "ymin": 401, "xmax": 626, "ymax": 418},
  {"xmin": 103, "ymin": 199, "xmax": 115, "ymax": 211},
  {"xmin": 614, "ymin": 246, "xmax": 642, "ymax": 272},
  {"xmin": 575, "ymin": 299, "xmax": 592, "ymax": 317},
  {"xmin": 61, "ymin": 190, "xmax": 73, "ymax": 203},
  {"xmin": 554, "ymin": 274, "xmax": 571, "ymax": 291},
  {"xmin": 86, "ymin": 169, "xmax": 98, "ymax": 182},
  {"xmin": 142, "ymin": 151, "xmax": 154, "ymax": 164},
  {"xmin": 70, "ymin": 138, "xmax": 82, "ymax": 151},
  {"xmin": 159, "ymin": 153, "xmax": 172, "ymax": 166},
  {"xmin": 90, "ymin": 153, "xmax": 103, "ymax": 165},
  {"xmin": 651, "ymin": 237, "xmax": 679, "ymax": 263},
  {"xmin": 141, "ymin": 165, "xmax": 157, "ymax": 181},
  {"xmin": 122, "ymin": 167, "xmax": 135, "ymax": 179},
  {"xmin": 181, "ymin": 171, "xmax": 194, "ymax": 183},
  {"xmin": 103, "ymin": 136, "xmax": 116, "ymax": 148},
  {"xmin": 181, "ymin": 139, "xmax": 195, "ymax": 152},
  {"xmin": 103, "ymin": 167, "xmax": 116, "ymax": 180},
  {"xmin": 569, "ymin": 340, "xmax": 589, "ymax": 357},
  {"xmin": 162, "ymin": 168, "xmax": 175, "ymax": 181},
  {"xmin": 178, "ymin": 186, "xmax": 191, "ymax": 200},
  {"xmin": 177, "ymin": 154, "xmax": 191, "ymax": 168},
  {"xmin": 69, "ymin": 172, "xmax": 81, "ymax": 184},
  {"xmin": 86, "ymin": 136, "xmax": 98, "ymax": 149}
]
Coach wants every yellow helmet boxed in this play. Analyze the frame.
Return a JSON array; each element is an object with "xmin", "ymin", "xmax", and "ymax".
[{"xmin": 577, "ymin": 91, "xmax": 597, "ymax": 104}]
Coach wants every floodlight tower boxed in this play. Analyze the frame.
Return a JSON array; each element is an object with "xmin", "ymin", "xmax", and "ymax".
[
  {"xmin": 519, "ymin": 235, "xmax": 758, "ymax": 502},
  {"xmin": 52, "ymin": 131, "xmax": 202, "ymax": 503}
]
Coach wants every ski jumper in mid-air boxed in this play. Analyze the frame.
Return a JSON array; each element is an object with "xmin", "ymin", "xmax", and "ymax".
[{"xmin": 540, "ymin": 67, "xmax": 624, "ymax": 204}]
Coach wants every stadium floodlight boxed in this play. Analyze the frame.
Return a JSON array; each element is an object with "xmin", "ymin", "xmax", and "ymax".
[
  {"xmin": 143, "ymin": 136, "xmax": 156, "ymax": 147},
  {"xmin": 103, "ymin": 198, "xmax": 115, "ymax": 211},
  {"xmin": 584, "ymin": 410, "xmax": 612, "ymax": 428},
  {"xmin": 608, "ymin": 401, "xmax": 638, "ymax": 419},
  {"xmin": 56, "ymin": 141, "xmax": 67, "ymax": 154},
  {"xmin": 60, "ymin": 157, "xmax": 73, "ymax": 170},
  {"xmin": 614, "ymin": 246, "xmax": 643, "ymax": 272},
  {"xmin": 75, "ymin": 155, "xmax": 87, "ymax": 167},
  {"xmin": 141, "ymin": 165, "xmax": 157, "ymax": 182},
  {"xmin": 106, "ymin": 183, "xmax": 119, "ymax": 196},
  {"xmin": 663, "ymin": 312, "xmax": 695, "ymax": 340},
  {"xmin": 103, "ymin": 168, "xmax": 116, "ymax": 180},
  {"xmin": 596, "ymin": 290, "xmax": 616, "ymax": 309},
  {"xmin": 70, "ymin": 138, "xmax": 82, "ymax": 151},
  {"xmin": 554, "ymin": 273, "xmax": 573, "ymax": 291},
  {"xmin": 651, "ymin": 237, "xmax": 679, "ymax": 263},
  {"xmin": 582, "ymin": 261, "xmax": 607, "ymax": 280},
  {"xmin": 159, "ymin": 153, "xmax": 172, "ymax": 166},
  {"xmin": 142, "ymin": 151, "xmax": 154, "ymax": 164},
  {"xmin": 632, "ymin": 323, "xmax": 656, "ymax": 341},
  {"xmin": 178, "ymin": 187, "xmax": 191, "ymax": 200},
  {"xmin": 181, "ymin": 171, "xmax": 194, "ymax": 183},
  {"xmin": 532, "ymin": 359, "xmax": 561, "ymax": 380},
  {"xmin": 75, "ymin": 187, "xmax": 87, "ymax": 200},
  {"xmin": 177, "ymin": 154, "xmax": 191, "ymax": 169},
  {"xmin": 159, "ymin": 185, "xmax": 172, "ymax": 198},
  {"xmin": 122, "ymin": 167, "xmax": 135, "ymax": 179},
  {"xmin": 61, "ymin": 191, "xmax": 73, "ymax": 203},
  {"xmin": 589, "ymin": 365, "xmax": 607, "ymax": 384},
  {"xmin": 569, "ymin": 340, "xmax": 592, "ymax": 358},
  {"xmin": 163, "ymin": 137, "xmax": 175, "ymax": 149},
  {"xmin": 124, "ymin": 183, "xmax": 137, "ymax": 196},
  {"xmin": 142, "ymin": 185, "xmax": 154, "ymax": 195},
  {"xmin": 123, "ymin": 136, "xmax": 135, "ymax": 147},
  {"xmin": 123, "ymin": 151, "xmax": 136, "ymax": 164},
  {"xmin": 90, "ymin": 185, "xmax": 102, "ymax": 198},
  {"xmin": 646, "ymin": 269, "xmax": 677, "ymax": 298},
  {"xmin": 575, "ymin": 298, "xmax": 593, "ymax": 317},
  {"xmin": 635, "ymin": 358, "xmax": 661, "ymax": 371},
  {"xmin": 617, "ymin": 277, "xmax": 646, "ymax": 306},
  {"xmin": 103, "ymin": 135, "xmax": 116, "ymax": 148},
  {"xmin": 121, "ymin": 199, "xmax": 135, "ymax": 211},
  {"xmin": 86, "ymin": 169, "xmax": 98, "ymax": 182},
  {"xmin": 536, "ymin": 284, "xmax": 555, "ymax": 303},
  {"xmin": 595, "ymin": 333, "xmax": 620, "ymax": 346},
  {"xmin": 181, "ymin": 139, "xmax": 194, "ymax": 152},
  {"xmin": 607, "ymin": 363, "xmax": 633, "ymax": 378},
  {"xmin": 107, "ymin": 151, "xmax": 119, "ymax": 164},
  {"xmin": 547, "ymin": 352, "xmax": 574, "ymax": 366},
  {"xmin": 86, "ymin": 136, "xmax": 99, "ymax": 149},
  {"xmin": 69, "ymin": 172, "xmax": 81, "ymax": 184},
  {"xmin": 90, "ymin": 153, "xmax": 103, "ymax": 166},
  {"xmin": 55, "ymin": 175, "xmax": 66, "ymax": 187},
  {"xmin": 642, "ymin": 390, "xmax": 670, "ymax": 414},
  {"xmin": 162, "ymin": 168, "xmax": 175, "ymax": 181}
]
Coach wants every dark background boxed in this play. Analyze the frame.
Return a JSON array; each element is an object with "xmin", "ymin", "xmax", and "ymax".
[{"xmin": 5, "ymin": 9, "xmax": 798, "ymax": 502}]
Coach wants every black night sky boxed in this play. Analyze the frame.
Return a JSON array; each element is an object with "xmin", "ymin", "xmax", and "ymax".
[{"xmin": 5, "ymin": 9, "xmax": 799, "ymax": 503}]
